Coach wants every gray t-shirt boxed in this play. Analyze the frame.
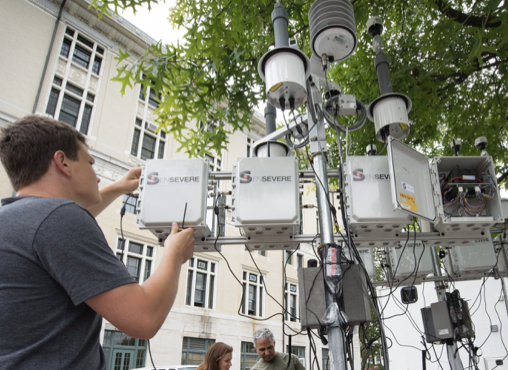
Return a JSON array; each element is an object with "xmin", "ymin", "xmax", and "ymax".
[
  {"xmin": 0, "ymin": 196, "xmax": 136, "ymax": 369},
  {"xmin": 251, "ymin": 352, "xmax": 306, "ymax": 370}
]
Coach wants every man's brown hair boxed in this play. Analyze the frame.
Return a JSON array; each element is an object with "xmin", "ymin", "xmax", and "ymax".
[{"xmin": 0, "ymin": 114, "xmax": 87, "ymax": 191}]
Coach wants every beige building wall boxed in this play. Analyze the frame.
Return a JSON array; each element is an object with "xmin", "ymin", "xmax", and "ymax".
[{"xmin": 0, "ymin": 1, "xmax": 328, "ymax": 370}]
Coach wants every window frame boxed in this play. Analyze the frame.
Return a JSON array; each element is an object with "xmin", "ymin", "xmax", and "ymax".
[
  {"xmin": 130, "ymin": 117, "xmax": 166, "ymax": 161},
  {"xmin": 185, "ymin": 257, "xmax": 217, "ymax": 309},
  {"xmin": 297, "ymin": 253, "xmax": 304, "ymax": 268},
  {"xmin": 115, "ymin": 237, "xmax": 155, "ymax": 284},
  {"xmin": 102, "ymin": 330, "xmax": 147, "ymax": 370},
  {"xmin": 284, "ymin": 282, "xmax": 299, "ymax": 322},
  {"xmin": 241, "ymin": 341, "xmax": 260, "ymax": 370},
  {"xmin": 47, "ymin": 27, "xmax": 103, "ymax": 135},
  {"xmin": 241, "ymin": 270, "xmax": 264, "ymax": 317},
  {"xmin": 122, "ymin": 194, "xmax": 138, "ymax": 214},
  {"xmin": 181, "ymin": 337, "xmax": 216, "ymax": 365},
  {"xmin": 287, "ymin": 345, "xmax": 306, "ymax": 368}
]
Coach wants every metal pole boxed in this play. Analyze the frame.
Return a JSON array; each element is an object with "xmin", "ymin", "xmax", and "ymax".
[
  {"xmin": 271, "ymin": 3, "xmax": 289, "ymax": 48},
  {"xmin": 265, "ymin": 104, "xmax": 277, "ymax": 135},
  {"xmin": 424, "ymin": 220, "xmax": 464, "ymax": 370},
  {"xmin": 313, "ymin": 153, "xmax": 347, "ymax": 370}
]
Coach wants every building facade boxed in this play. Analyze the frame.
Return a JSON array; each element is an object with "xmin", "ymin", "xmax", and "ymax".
[{"xmin": 0, "ymin": 1, "xmax": 329, "ymax": 369}]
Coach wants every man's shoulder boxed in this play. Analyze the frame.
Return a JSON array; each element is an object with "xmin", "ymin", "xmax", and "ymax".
[{"xmin": 252, "ymin": 353, "xmax": 290, "ymax": 370}]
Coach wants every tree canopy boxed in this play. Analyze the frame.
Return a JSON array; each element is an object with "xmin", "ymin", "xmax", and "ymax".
[{"xmin": 92, "ymin": 0, "xmax": 508, "ymax": 183}]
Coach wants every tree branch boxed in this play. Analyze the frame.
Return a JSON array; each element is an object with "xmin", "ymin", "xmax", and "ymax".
[
  {"xmin": 427, "ymin": 0, "xmax": 501, "ymax": 29},
  {"xmin": 497, "ymin": 169, "xmax": 508, "ymax": 185}
]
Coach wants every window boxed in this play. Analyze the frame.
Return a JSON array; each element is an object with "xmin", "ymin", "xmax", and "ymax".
[
  {"xmin": 285, "ymin": 283, "xmax": 298, "ymax": 322},
  {"xmin": 297, "ymin": 254, "xmax": 303, "ymax": 268},
  {"xmin": 130, "ymin": 118, "xmax": 166, "ymax": 160},
  {"xmin": 48, "ymin": 28, "xmax": 103, "ymax": 134},
  {"xmin": 285, "ymin": 251, "xmax": 293, "ymax": 265},
  {"xmin": 247, "ymin": 137, "xmax": 252, "ymax": 157},
  {"xmin": 287, "ymin": 346, "xmax": 305, "ymax": 367},
  {"xmin": 59, "ymin": 94, "xmax": 80, "ymax": 127},
  {"xmin": 102, "ymin": 330, "xmax": 147, "ymax": 370},
  {"xmin": 139, "ymin": 80, "xmax": 161, "ymax": 108},
  {"xmin": 241, "ymin": 342, "xmax": 259, "ymax": 370},
  {"xmin": 181, "ymin": 337, "xmax": 216, "ymax": 365},
  {"xmin": 322, "ymin": 349, "xmax": 329, "ymax": 370},
  {"xmin": 60, "ymin": 38, "xmax": 72, "ymax": 58},
  {"xmin": 205, "ymin": 154, "xmax": 222, "ymax": 173},
  {"xmin": 45, "ymin": 88, "xmax": 60, "ymax": 117},
  {"xmin": 115, "ymin": 238, "xmax": 155, "ymax": 283},
  {"xmin": 258, "ymin": 250, "xmax": 266, "ymax": 256},
  {"xmin": 186, "ymin": 257, "xmax": 216, "ymax": 308},
  {"xmin": 122, "ymin": 194, "xmax": 138, "ymax": 214},
  {"xmin": 72, "ymin": 44, "xmax": 91, "ymax": 69},
  {"xmin": 241, "ymin": 271, "xmax": 264, "ymax": 317}
]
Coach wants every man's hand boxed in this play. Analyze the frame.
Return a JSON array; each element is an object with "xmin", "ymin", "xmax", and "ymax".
[
  {"xmin": 115, "ymin": 167, "xmax": 142, "ymax": 195},
  {"xmin": 164, "ymin": 222, "xmax": 195, "ymax": 265}
]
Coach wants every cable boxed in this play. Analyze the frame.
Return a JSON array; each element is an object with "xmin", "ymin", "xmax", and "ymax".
[
  {"xmin": 118, "ymin": 193, "xmax": 158, "ymax": 370},
  {"xmin": 148, "ymin": 339, "xmax": 158, "ymax": 370}
]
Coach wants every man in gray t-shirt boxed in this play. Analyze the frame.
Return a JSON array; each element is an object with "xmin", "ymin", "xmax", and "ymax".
[
  {"xmin": 0, "ymin": 115, "xmax": 195, "ymax": 369},
  {"xmin": 251, "ymin": 328, "xmax": 306, "ymax": 370}
]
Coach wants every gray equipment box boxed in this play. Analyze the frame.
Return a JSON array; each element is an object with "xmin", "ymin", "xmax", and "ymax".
[
  {"xmin": 231, "ymin": 157, "xmax": 300, "ymax": 246},
  {"xmin": 298, "ymin": 265, "xmax": 372, "ymax": 329},
  {"xmin": 137, "ymin": 159, "xmax": 213, "ymax": 250},
  {"xmin": 421, "ymin": 301, "xmax": 454, "ymax": 343},
  {"xmin": 421, "ymin": 299, "xmax": 474, "ymax": 343}
]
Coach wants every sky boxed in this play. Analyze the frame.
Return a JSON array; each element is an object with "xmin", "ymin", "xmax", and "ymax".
[
  {"xmin": 119, "ymin": 1, "xmax": 268, "ymax": 117},
  {"xmin": 119, "ymin": 1, "xmax": 185, "ymax": 46}
]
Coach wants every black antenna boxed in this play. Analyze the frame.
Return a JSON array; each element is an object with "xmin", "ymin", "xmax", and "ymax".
[{"xmin": 181, "ymin": 202, "xmax": 188, "ymax": 230}]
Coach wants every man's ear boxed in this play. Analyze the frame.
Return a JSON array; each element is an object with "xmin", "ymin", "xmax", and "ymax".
[{"xmin": 53, "ymin": 150, "xmax": 72, "ymax": 177}]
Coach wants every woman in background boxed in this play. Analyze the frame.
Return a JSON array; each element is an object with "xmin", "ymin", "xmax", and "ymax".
[{"xmin": 197, "ymin": 342, "xmax": 233, "ymax": 370}]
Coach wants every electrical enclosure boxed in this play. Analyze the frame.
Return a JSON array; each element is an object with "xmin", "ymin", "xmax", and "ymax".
[
  {"xmin": 137, "ymin": 159, "xmax": 213, "ymax": 250},
  {"xmin": 421, "ymin": 301, "xmax": 454, "ymax": 343},
  {"xmin": 432, "ymin": 156, "xmax": 503, "ymax": 232},
  {"xmin": 502, "ymin": 198, "xmax": 508, "ymax": 220},
  {"xmin": 232, "ymin": 157, "xmax": 300, "ymax": 238},
  {"xmin": 421, "ymin": 298, "xmax": 474, "ymax": 343},
  {"xmin": 344, "ymin": 156, "xmax": 412, "ymax": 249},
  {"xmin": 443, "ymin": 232, "xmax": 497, "ymax": 277},
  {"xmin": 387, "ymin": 137, "xmax": 502, "ymax": 234},
  {"xmin": 495, "ymin": 234, "xmax": 508, "ymax": 277},
  {"xmin": 298, "ymin": 265, "xmax": 371, "ymax": 329},
  {"xmin": 343, "ymin": 247, "xmax": 377, "ymax": 279},
  {"xmin": 388, "ymin": 240, "xmax": 434, "ymax": 280}
]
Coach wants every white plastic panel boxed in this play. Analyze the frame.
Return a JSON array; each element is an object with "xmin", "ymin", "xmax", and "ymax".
[
  {"xmin": 502, "ymin": 198, "xmax": 508, "ymax": 221},
  {"xmin": 137, "ymin": 159, "xmax": 212, "ymax": 241},
  {"xmin": 388, "ymin": 240, "xmax": 434, "ymax": 279},
  {"xmin": 265, "ymin": 52, "xmax": 307, "ymax": 109},
  {"xmin": 233, "ymin": 157, "xmax": 299, "ymax": 236},
  {"xmin": 446, "ymin": 232, "xmax": 497, "ymax": 275},
  {"xmin": 373, "ymin": 97, "xmax": 409, "ymax": 141},
  {"xmin": 343, "ymin": 247, "xmax": 376, "ymax": 279},
  {"xmin": 387, "ymin": 137, "xmax": 437, "ymax": 222},
  {"xmin": 344, "ymin": 156, "xmax": 412, "ymax": 230}
]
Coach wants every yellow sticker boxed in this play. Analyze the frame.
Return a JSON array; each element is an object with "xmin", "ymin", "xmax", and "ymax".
[
  {"xmin": 399, "ymin": 122, "xmax": 408, "ymax": 130},
  {"xmin": 269, "ymin": 82, "xmax": 283, "ymax": 92},
  {"xmin": 400, "ymin": 192, "xmax": 418, "ymax": 212}
]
